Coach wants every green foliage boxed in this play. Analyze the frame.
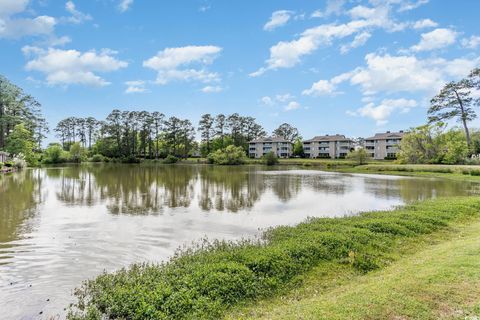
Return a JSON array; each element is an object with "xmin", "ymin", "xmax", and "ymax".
[
  {"xmin": 42, "ymin": 143, "xmax": 69, "ymax": 164},
  {"xmin": 293, "ymin": 138, "xmax": 304, "ymax": 157},
  {"xmin": 262, "ymin": 151, "xmax": 279, "ymax": 166},
  {"xmin": 5, "ymin": 123, "xmax": 36, "ymax": 166},
  {"xmin": 398, "ymin": 124, "xmax": 469, "ymax": 164},
  {"xmin": 207, "ymin": 145, "xmax": 247, "ymax": 165},
  {"xmin": 90, "ymin": 154, "xmax": 105, "ymax": 162},
  {"xmin": 346, "ymin": 148, "xmax": 370, "ymax": 165},
  {"xmin": 67, "ymin": 197, "xmax": 480, "ymax": 320},
  {"xmin": 69, "ymin": 142, "xmax": 87, "ymax": 163},
  {"xmin": 163, "ymin": 155, "xmax": 178, "ymax": 164}
]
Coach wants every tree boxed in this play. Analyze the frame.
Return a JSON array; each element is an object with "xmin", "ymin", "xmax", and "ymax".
[
  {"xmin": 69, "ymin": 142, "xmax": 86, "ymax": 163},
  {"xmin": 293, "ymin": 138, "xmax": 304, "ymax": 157},
  {"xmin": 5, "ymin": 123, "xmax": 35, "ymax": 165},
  {"xmin": 207, "ymin": 145, "xmax": 247, "ymax": 165},
  {"xmin": 151, "ymin": 111, "xmax": 164, "ymax": 159},
  {"xmin": 198, "ymin": 114, "xmax": 215, "ymax": 156},
  {"xmin": 262, "ymin": 151, "xmax": 279, "ymax": 166},
  {"xmin": 346, "ymin": 148, "xmax": 370, "ymax": 165},
  {"xmin": 85, "ymin": 117, "xmax": 99, "ymax": 149},
  {"xmin": 273, "ymin": 123, "xmax": 300, "ymax": 141},
  {"xmin": 215, "ymin": 114, "xmax": 227, "ymax": 148},
  {"xmin": 428, "ymin": 79, "xmax": 476, "ymax": 147}
]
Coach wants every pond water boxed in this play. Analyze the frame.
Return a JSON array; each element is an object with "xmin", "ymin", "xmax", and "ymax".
[{"xmin": 0, "ymin": 164, "xmax": 478, "ymax": 319}]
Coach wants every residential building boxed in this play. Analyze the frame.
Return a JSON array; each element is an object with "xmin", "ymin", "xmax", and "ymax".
[
  {"xmin": 248, "ymin": 137, "xmax": 293, "ymax": 158},
  {"xmin": 303, "ymin": 134, "xmax": 354, "ymax": 159},
  {"xmin": 364, "ymin": 131, "xmax": 404, "ymax": 159}
]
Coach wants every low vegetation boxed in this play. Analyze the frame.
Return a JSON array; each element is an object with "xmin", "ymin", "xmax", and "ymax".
[
  {"xmin": 207, "ymin": 145, "xmax": 246, "ymax": 165},
  {"xmin": 68, "ymin": 197, "xmax": 480, "ymax": 319},
  {"xmin": 261, "ymin": 151, "xmax": 279, "ymax": 166}
]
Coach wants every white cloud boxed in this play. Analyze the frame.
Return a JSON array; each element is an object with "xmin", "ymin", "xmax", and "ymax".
[
  {"xmin": 118, "ymin": 0, "xmax": 133, "ymax": 12},
  {"xmin": 275, "ymin": 93, "xmax": 294, "ymax": 102},
  {"xmin": 284, "ymin": 101, "xmax": 300, "ymax": 111},
  {"xmin": 304, "ymin": 53, "xmax": 480, "ymax": 98},
  {"xmin": 201, "ymin": 85, "xmax": 223, "ymax": 93},
  {"xmin": 461, "ymin": 35, "xmax": 480, "ymax": 49},
  {"xmin": 412, "ymin": 18, "xmax": 437, "ymax": 29},
  {"xmin": 143, "ymin": 45, "xmax": 222, "ymax": 85},
  {"xmin": 264, "ymin": 10, "xmax": 293, "ymax": 31},
  {"xmin": 0, "ymin": 0, "xmax": 58, "ymax": 39},
  {"xmin": 397, "ymin": 0, "xmax": 429, "ymax": 12},
  {"xmin": 311, "ymin": 0, "xmax": 345, "ymax": 18},
  {"xmin": 411, "ymin": 28, "xmax": 457, "ymax": 52},
  {"xmin": 125, "ymin": 80, "xmax": 147, "ymax": 93},
  {"xmin": 251, "ymin": 3, "xmax": 407, "ymax": 76},
  {"xmin": 349, "ymin": 98, "xmax": 418, "ymax": 125},
  {"xmin": 260, "ymin": 96, "xmax": 274, "ymax": 106},
  {"xmin": 340, "ymin": 31, "xmax": 371, "ymax": 54},
  {"xmin": 24, "ymin": 47, "xmax": 128, "ymax": 87},
  {"xmin": 64, "ymin": 1, "xmax": 92, "ymax": 24}
]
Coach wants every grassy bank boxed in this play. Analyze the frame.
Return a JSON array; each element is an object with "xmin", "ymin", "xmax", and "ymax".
[
  {"xmin": 228, "ymin": 217, "xmax": 480, "ymax": 319},
  {"xmin": 68, "ymin": 197, "xmax": 480, "ymax": 319}
]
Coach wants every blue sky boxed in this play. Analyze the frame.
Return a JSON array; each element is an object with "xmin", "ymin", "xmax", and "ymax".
[{"xmin": 1, "ymin": 0, "xmax": 479, "ymax": 142}]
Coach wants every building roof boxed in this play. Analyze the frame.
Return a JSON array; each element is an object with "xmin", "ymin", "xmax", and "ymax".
[
  {"xmin": 365, "ymin": 131, "xmax": 405, "ymax": 140},
  {"xmin": 249, "ymin": 136, "xmax": 292, "ymax": 143},
  {"xmin": 303, "ymin": 134, "xmax": 352, "ymax": 143}
]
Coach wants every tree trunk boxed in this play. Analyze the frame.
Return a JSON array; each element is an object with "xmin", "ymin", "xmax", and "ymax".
[{"xmin": 454, "ymin": 89, "xmax": 471, "ymax": 147}]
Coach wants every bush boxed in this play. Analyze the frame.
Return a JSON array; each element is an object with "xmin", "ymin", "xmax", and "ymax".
[
  {"xmin": 347, "ymin": 148, "xmax": 370, "ymax": 165},
  {"xmin": 262, "ymin": 151, "xmax": 279, "ymax": 166},
  {"xmin": 42, "ymin": 144, "xmax": 69, "ymax": 164},
  {"xmin": 207, "ymin": 145, "xmax": 247, "ymax": 165},
  {"xmin": 4, "ymin": 161, "xmax": 14, "ymax": 167},
  {"xmin": 67, "ymin": 197, "xmax": 480, "ymax": 320},
  {"xmin": 121, "ymin": 155, "xmax": 140, "ymax": 163},
  {"xmin": 90, "ymin": 154, "xmax": 104, "ymax": 162},
  {"xmin": 163, "ymin": 155, "xmax": 178, "ymax": 164}
]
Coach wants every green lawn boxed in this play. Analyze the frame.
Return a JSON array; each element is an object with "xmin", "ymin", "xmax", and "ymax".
[
  {"xmin": 228, "ymin": 218, "xmax": 480, "ymax": 320},
  {"xmin": 68, "ymin": 197, "xmax": 480, "ymax": 320}
]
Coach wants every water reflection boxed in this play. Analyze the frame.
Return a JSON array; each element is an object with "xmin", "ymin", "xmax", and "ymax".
[{"xmin": 0, "ymin": 165, "xmax": 478, "ymax": 319}]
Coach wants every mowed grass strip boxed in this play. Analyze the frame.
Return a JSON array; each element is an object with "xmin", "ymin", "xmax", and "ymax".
[
  {"xmin": 67, "ymin": 197, "xmax": 480, "ymax": 320},
  {"xmin": 230, "ymin": 218, "xmax": 480, "ymax": 320}
]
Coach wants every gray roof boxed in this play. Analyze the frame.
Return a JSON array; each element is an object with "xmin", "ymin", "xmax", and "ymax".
[
  {"xmin": 303, "ymin": 134, "xmax": 352, "ymax": 143},
  {"xmin": 365, "ymin": 131, "xmax": 405, "ymax": 140},
  {"xmin": 249, "ymin": 136, "xmax": 291, "ymax": 143}
]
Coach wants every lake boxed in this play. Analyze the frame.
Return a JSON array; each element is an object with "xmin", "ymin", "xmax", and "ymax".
[{"xmin": 0, "ymin": 164, "xmax": 478, "ymax": 319}]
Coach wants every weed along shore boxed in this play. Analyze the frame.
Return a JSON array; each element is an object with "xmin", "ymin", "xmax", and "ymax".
[{"xmin": 67, "ymin": 196, "xmax": 480, "ymax": 319}]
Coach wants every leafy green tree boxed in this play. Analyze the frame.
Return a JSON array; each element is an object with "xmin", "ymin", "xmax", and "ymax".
[
  {"xmin": 262, "ymin": 151, "xmax": 279, "ymax": 165},
  {"xmin": 293, "ymin": 138, "xmax": 304, "ymax": 157},
  {"xmin": 5, "ymin": 123, "xmax": 36, "ymax": 165},
  {"xmin": 43, "ymin": 143, "xmax": 68, "ymax": 164},
  {"xmin": 207, "ymin": 145, "xmax": 246, "ymax": 165},
  {"xmin": 439, "ymin": 130, "xmax": 469, "ymax": 164},
  {"xmin": 346, "ymin": 148, "xmax": 370, "ymax": 165},
  {"xmin": 69, "ymin": 142, "xmax": 87, "ymax": 163},
  {"xmin": 273, "ymin": 123, "xmax": 300, "ymax": 141},
  {"xmin": 198, "ymin": 114, "xmax": 215, "ymax": 156},
  {"xmin": 428, "ymin": 79, "xmax": 476, "ymax": 147},
  {"xmin": 397, "ymin": 124, "xmax": 444, "ymax": 164}
]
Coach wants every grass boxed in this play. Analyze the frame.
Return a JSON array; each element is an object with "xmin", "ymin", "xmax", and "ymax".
[
  {"xmin": 228, "ymin": 218, "xmax": 480, "ymax": 320},
  {"xmin": 338, "ymin": 164, "xmax": 480, "ymax": 182},
  {"xmin": 67, "ymin": 197, "xmax": 480, "ymax": 320}
]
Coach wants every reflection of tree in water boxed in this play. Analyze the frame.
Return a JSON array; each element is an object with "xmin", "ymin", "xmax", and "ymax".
[
  {"xmin": 0, "ymin": 170, "xmax": 43, "ymax": 244},
  {"xmin": 50, "ymin": 165, "xmax": 197, "ymax": 214},
  {"xmin": 266, "ymin": 174, "xmax": 302, "ymax": 202},
  {"xmin": 303, "ymin": 174, "xmax": 348, "ymax": 195},
  {"xmin": 197, "ymin": 166, "xmax": 266, "ymax": 212}
]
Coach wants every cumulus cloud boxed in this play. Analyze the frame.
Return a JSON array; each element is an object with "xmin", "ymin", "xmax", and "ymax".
[
  {"xmin": 260, "ymin": 96, "xmax": 274, "ymax": 106},
  {"xmin": 304, "ymin": 53, "xmax": 480, "ymax": 98},
  {"xmin": 143, "ymin": 45, "xmax": 222, "ymax": 85},
  {"xmin": 412, "ymin": 18, "xmax": 437, "ymax": 29},
  {"xmin": 24, "ymin": 47, "xmax": 128, "ymax": 86},
  {"xmin": 201, "ymin": 85, "xmax": 223, "ymax": 93},
  {"xmin": 118, "ymin": 0, "xmax": 133, "ymax": 12},
  {"xmin": 461, "ymin": 35, "xmax": 480, "ymax": 49},
  {"xmin": 397, "ymin": 0, "xmax": 429, "ymax": 12},
  {"xmin": 340, "ymin": 31, "xmax": 371, "ymax": 54},
  {"xmin": 348, "ymin": 98, "xmax": 417, "ymax": 125},
  {"xmin": 0, "ymin": 0, "xmax": 57, "ymax": 39},
  {"xmin": 125, "ymin": 80, "xmax": 147, "ymax": 93},
  {"xmin": 311, "ymin": 0, "xmax": 345, "ymax": 18},
  {"xmin": 284, "ymin": 101, "xmax": 300, "ymax": 111},
  {"xmin": 64, "ymin": 1, "xmax": 92, "ymax": 24},
  {"xmin": 263, "ymin": 10, "xmax": 293, "ymax": 31},
  {"xmin": 251, "ymin": 3, "xmax": 408, "ymax": 76},
  {"xmin": 410, "ymin": 28, "xmax": 457, "ymax": 52}
]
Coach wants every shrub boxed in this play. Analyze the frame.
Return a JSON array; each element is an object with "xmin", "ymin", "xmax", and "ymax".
[
  {"xmin": 207, "ymin": 145, "xmax": 246, "ymax": 165},
  {"xmin": 347, "ymin": 148, "xmax": 370, "ymax": 165},
  {"xmin": 163, "ymin": 155, "xmax": 178, "ymax": 164},
  {"xmin": 90, "ymin": 154, "xmax": 104, "ymax": 162},
  {"xmin": 42, "ymin": 144, "xmax": 69, "ymax": 164},
  {"xmin": 4, "ymin": 161, "xmax": 14, "ymax": 167},
  {"xmin": 262, "ymin": 151, "xmax": 279, "ymax": 166},
  {"xmin": 67, "ymin": 197, "xmax": 480, "ymax": 320},
  {"xmin": 121, "ymin": 155, "xmax": 140, "ymax": 163}
]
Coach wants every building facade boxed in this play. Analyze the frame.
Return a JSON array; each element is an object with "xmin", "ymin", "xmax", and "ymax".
[
  {"xmin": 364, "ymin": 131, "xmax": 404, "ymax": 159},
  {"xmin": 303, "ymin": 134, "xmax": 354, "ymax": 159},
  {"xmin": 248, "ymin": 137, "xmax": 293, "ymax": 158},
  {"xmin": 0, "ymin": 151, "xmax": 8, "ymax": 163}
]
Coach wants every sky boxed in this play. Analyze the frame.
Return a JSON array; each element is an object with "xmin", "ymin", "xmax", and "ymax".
[{"xmin": 1, "ymin": 0, "xmax": 480, "ymax": 143}]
